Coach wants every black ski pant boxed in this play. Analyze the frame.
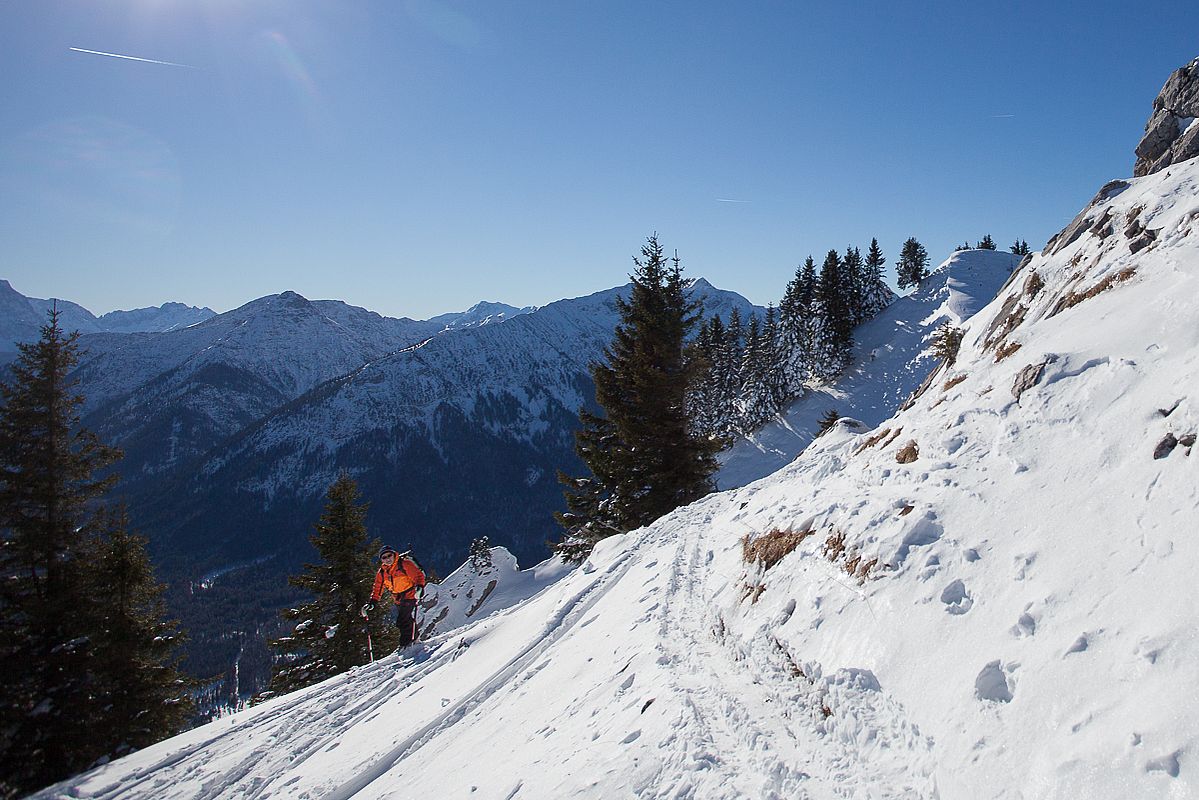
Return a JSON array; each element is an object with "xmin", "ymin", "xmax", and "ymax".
[{"xmin": 394, "ymin": 599, "xmax": 418, "ymax": 647}]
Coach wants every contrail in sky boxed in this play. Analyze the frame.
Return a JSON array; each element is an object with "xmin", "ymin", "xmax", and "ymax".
[
  {"xmin": 716, "ymin": 198, "xmax": 752, "ymax": 203},
  {"xmin": 990, "ymin": 114, "xmax": 1016, "ymax": 118},
  {"xmin": 69, "ymin": 47, "xmax": 195, "ymax": 69}
]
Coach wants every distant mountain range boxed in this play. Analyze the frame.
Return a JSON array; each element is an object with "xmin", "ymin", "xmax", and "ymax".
[
  {"xmin": 0, "ymin": 276, "xmax": 759, "ymax": 577},
  {"xmin": 0, "ymin": 279, "xmax": 216, "ymax": 355}
]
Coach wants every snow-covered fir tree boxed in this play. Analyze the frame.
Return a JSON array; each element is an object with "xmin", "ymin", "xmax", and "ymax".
[{"xmin": 689, "ymin": 240, "xmax": 897, "ymax": 441}]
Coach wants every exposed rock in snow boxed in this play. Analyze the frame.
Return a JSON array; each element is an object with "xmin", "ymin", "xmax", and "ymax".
[
  {"xmin": 1134, "ymin": 56, "xmax": 1199, "ymax": 177},
  {"xmin": 418, "ymin": 547, "xmax": 572, "ymax": 640}
]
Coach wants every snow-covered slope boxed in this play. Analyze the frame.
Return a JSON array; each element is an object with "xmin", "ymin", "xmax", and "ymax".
[
  {"xmin": 39, "ymin": 155, "xmax": 1199, "ymax": 798},
  {"xmin": 718, "ymin": 249, "xmax": 1020, "ymax": 489}
]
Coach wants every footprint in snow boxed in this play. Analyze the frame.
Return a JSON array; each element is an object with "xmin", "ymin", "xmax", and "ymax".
[
  {"xmin": 1064, "ymin": 633, "xmax": 1090, "ymax": 656},
  {"xmin": 940, "ymin": 579, "xmax": 973, "ymax": 615},
  {"xmin": 975, "ymin": 661, "xmax": 1013, "ymax": 703},
  {"xmin": 1145, "ymin": 750, "xmax": 1181, "ymax": 777},
  {"xmin": 621, "ymin": 730, "xmax": 642, "ymax": 744},
  {"xmin": 1010, "ymin": 612, "xmax": 1036, "ymax": 638}
]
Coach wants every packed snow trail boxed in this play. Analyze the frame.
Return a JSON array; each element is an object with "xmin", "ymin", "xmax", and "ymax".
[{"xmin": 39, "ymin": 500, "xmax": 938, "ymax": 800}]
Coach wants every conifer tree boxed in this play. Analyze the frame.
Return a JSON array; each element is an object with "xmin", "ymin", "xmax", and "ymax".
[
  {"xmin": 84, "ymin": 505, "xmax": 192, "ymax": 758},
  {"xmin": 556, "ymin": 235, "xmax": 718, "ymax": 559},
  {"xmin": 931, "ymin": 324, "xmax": 965, "ymax": 366},
  {"xmin": 0, "ymin": 309, "xmax": 187, "ymax": 794},
  {"xmin": 760, "ymin": 304, "xmax": 789, "ymax": 414},
  {"xmin": 842, "ymin": 245, "xmax": 866, "ymax": 325},
  {"xmin": 779, "ymin": 256, "xmax": 819, "ymax": 393},
  {"xmin": 817, "ymin": 408, "xmax": 842, "ymax": 436},
  {"xmin": 1010, "ymin": 239, "xmax": 1031, "ymax": 256},
  {"xmin": 897, "ymin": 237, "xmax": 930, "ymax": 291},
  {"xmin": 817, "ymin": 249, "xmax": 854, "ymax": 377},
  {"xmin": 268, "ymin": 473, "xmax": 395, "ymax": 695},
  {"xmin": 977, "ymin": 234, "xmax": 997, "ymax": 250},
  {"xmin": 861, "ymin": 237, "xmax": 894, "ymax": 319},
  {"xmin": 721, "ymin": 306, "xmax": 745, "ymax": 413},
  {"xmin": 865, "ymin": 238, "xmax": 886, "ymax": 284},
  {"xmin": 554, "ymin": 410, "xmax": 623, "ymax": 561},
  {"xmin": 738, "ymin": 314, "xmax": 767, "ymax": 431},
  {"xmin": 686, "ymin": 316, "xmax": 725, "ymax": 438}
]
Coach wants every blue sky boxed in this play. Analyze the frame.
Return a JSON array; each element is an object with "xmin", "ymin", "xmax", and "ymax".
[{"xmin": 1, "ymin": 1, "xmax": 1195, "ymax": 318}]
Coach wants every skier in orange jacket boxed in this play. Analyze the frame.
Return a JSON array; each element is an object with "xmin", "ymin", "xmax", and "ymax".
[{"xmin": 361, "ymin": 545, "xmax": 426, "ymax": 648}]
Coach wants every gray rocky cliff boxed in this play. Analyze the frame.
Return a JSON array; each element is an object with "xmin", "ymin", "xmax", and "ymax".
[{"xmin": 1134, "ymin": 57, "xmax": 1199, "ymax": 177}]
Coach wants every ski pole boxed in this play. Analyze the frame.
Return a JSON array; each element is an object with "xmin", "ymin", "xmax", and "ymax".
[{"xmin": 361, "ymin": 607, "xmax": 374, "ymax": 662}]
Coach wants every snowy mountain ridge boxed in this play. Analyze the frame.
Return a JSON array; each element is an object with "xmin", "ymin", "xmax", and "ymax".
[
  {"xmin": 137, "ymin": 280, "xmax": 763, "ymax": 576},
  {"xmin": 38, "ymin": 150, "xmax": 1199, "ymax": 797},
  {"xmin": 0, "ymin": 279, "xmax": 215, "ymax": 354}
]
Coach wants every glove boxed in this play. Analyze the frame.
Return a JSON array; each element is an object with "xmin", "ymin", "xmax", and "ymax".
[{"xmin": 360, "ymin": 602, "xmax": 375, "ymax": 617}]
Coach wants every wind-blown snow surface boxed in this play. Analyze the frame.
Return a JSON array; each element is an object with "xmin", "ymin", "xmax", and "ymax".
[
  {"xmin": 717, "ymin": 249, "xmax": 1020, "ymax": 490},
  {"xmin": 38, "ymin": 163, "xmax": 1199, "ymax": 798}
]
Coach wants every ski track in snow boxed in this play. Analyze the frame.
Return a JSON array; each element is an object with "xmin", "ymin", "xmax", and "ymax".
[{"xmin": 323, "ymin": 543, "xmax": 642, "ymax": 799}]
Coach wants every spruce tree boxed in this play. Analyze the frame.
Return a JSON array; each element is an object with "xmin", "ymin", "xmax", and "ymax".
[
  {"xmin": 897, "ymin": 237, "xmax": 930, "ymax": 291},
  {"xmin": 268, "ymin": 473, "xmax": 395, "ymax": 696},
  {"xmin": 721, "ymin": 306, "xmax": 745, "ymax": 415},
  {"xmin": 738, "ymin": 314, "xmax": 767, "ymax": 431},
  {"xmin": 842, "ymin": 245, "xmax": 866, "ymax": 325},
  {"xmin": 556, "ymin": 235, "xmax": 719, "ymax": 559},
  {"xmin": 861, "ymin": 237, "xmax": 894, "ymax": 320},
  {"xmin": 687, "ymin": 316, "xmax": 725, "ymax": 438},
  {"xmin": 977, "ymin": 234, "xmax": 997, "ymax": 250},
  {"xmin": 761, "ymin": 304, "xmax": 789, "ymax": 415},
  {"xmin": 865, "ymin": 238, "xmax": 886, "ymax": 285},
  {"xmin": 931, "ymin": 324, "xmax": 965, "ymax": 365},
  {"xmin": 0, "ymin": 308, "xmax": 191, "ymax": 794},
  {"xmin": 0, "ymin": 309, "xmax": 122, "ymax": 793},
  {"xmin": 817, "ymin": 408, "xmax": 842, "ymax": 436},
  {"xmin": 817, "ymin": 249, "xmax": 854, "ymax": 377},
  {"xmin": 84, "ymin": 505, "xmax": 192, "ymax": 759},
  {"xmin": 778, "ymin": 256, "xmax": 818, "ymax": 394},
  {"xmin": 1010, "ymin": 239, "xmax": 1031, "ymax": 256}
]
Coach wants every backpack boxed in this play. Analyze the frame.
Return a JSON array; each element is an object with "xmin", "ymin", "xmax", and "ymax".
[{"xmin": 397, "ymin": 551, "xmax": 427, "ymax": 589}]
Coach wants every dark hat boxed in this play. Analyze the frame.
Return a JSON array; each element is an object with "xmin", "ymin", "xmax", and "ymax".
[{"xmin": 378, "ymin": 545, "xmax": 397, "ymax": 559}]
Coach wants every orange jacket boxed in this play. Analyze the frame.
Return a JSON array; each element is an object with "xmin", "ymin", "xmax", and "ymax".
[{"xmin": 371, "ymin": 557, "xmax": 426, "ymax": 603}]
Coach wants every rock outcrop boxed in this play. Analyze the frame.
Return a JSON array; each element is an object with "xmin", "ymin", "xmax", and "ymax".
[{"xmin": 1134, "ymin": 57, "xmax": 1199, "ymax": 177}]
